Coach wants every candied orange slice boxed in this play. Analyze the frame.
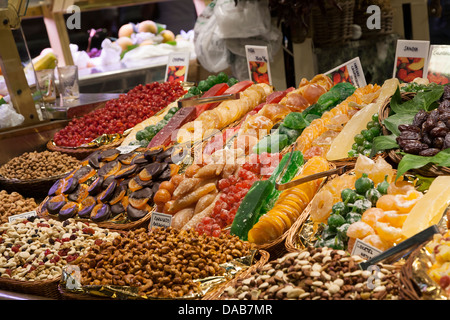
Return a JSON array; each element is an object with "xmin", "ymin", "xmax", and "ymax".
[
  {"xmin": 361, "ymin": 207, "xmax": 385, "ymax": 228},
  {"xmin": 347, "ymin": 221, "xmax": 375, "ymax": 239},
  {"xmin": 378, "ymin": 210, "xmax": 408, "ymax": 228},
  {"xmin": 361, "ymin": 234, "xmax": 389, "ymax": 251},
  {"xmin": 376, "ymin": 194, "xmax": 397, "ymax": 211},
  {"xmin": 374, "ymin": 221, "xmax": 403, "ymax": 244},
  {"xmin": 387, "ymin": 179, "xmax": 416, "ymax": 195},
  {"xmin": 393, "ymin": 190, "xmax": 423, "ymax": 213},
  {"xmin": 128, "ymin": 177, "xmax": 144, "ymax": 192}
]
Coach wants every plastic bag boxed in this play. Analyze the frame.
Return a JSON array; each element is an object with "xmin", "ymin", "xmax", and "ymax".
[
  {"xmin": 99, "ymin": 39, "xmax": 122, "ymax": 66},
  {"xmin": 194, "ymin": 0, "xmax": 229, "ymax": 73},
  {"xmin": 214, "ymin": 0, "xmax": 271, "ymax": 39},
  {"xmin": 0, "ymin": 103, "xmax": 24, "ymax": 129}
]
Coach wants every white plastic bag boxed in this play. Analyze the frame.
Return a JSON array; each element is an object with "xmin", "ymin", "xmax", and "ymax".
[
  {"xmin": 214, "ymin": 0, "xmax": 271, "ymax": 39},
  {"xmin": 0, "ymin": 103, "xmax": 24, "ymax": 129},
  {"xmin": 194, "ymin": 0, "xmax": 229, "ymax": 73},
  {"xmin": 99, "ymin": 39, "xmax": 122, "ymax": 66}
]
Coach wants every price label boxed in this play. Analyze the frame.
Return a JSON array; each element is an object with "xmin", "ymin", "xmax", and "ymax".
[
  {"xmin": 116, "ymin": 145, "xmax": 139, "ymax": 154},
  {"xmin": 8, "ymin": 210, "xmax": 37, "ymax": 223},
  {"xmin": 325, "ymin": 57, "xmax": 366, "ymax": 88},
  {"xmin": 245, "ymin": 45, "xmax": 272, "ymax": 85},
  {"xmin": 351, "ymin": 238, "xmax": 383, "ymax": 261},
  {"xmin": 149, "ymin": 212, "xmax": 172, "ymax": 229},
  {"xmin": 165, "ymin": 51, "xmax": 190, "ymax": 83},
  {"xmin": 426, "ymin": 45, "xmax": 450, "ymax": 85},
  {"xmin": 393, "ymin": 39, "xmax": 430, "ymax": 83}
]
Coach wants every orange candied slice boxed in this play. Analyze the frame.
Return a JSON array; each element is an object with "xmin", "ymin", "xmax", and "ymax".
[
  {"xmin": 393, "ymin": 190, "xmax": 423, "ymax": 213},
  {"xmin": 346, "ymin": 221, "xmax": 375, "ymax": 239},
  {"xmin": 361, "ymin": 234, "xmax": 389, "ymax": 252},
  {"xmin": 128, "ymin": 197, "xmax": 149, "ymax": 210},
  {"xmin": 387, "ymin": 179, "xmax": 416, "ymax": 195},
  {"xmin": 361, "ymin": 207, "xmax": 385, "ymax": 228},
  {"xmin": 374, "ymin": 221, "xmax": 403, "ymax": 244},
  {"xmin": 128, "ymin": 177, "xmax": 144, "ymax": 192},
  {"xmin": 376, "ymin": 194, "xmax": 397, "ymax": 211},
  {"xmin": 77, "ymin": 167, "xmax": 96, "ymax": 184},
  {"xmin": 378, "ymin": 210, "xmax": 408, "ymax": 228}
]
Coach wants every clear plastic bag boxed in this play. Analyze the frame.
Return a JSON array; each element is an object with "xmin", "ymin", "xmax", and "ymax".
[{"xmin": 214, "ymin": 0, "xmax": 271, "ymax": 39}]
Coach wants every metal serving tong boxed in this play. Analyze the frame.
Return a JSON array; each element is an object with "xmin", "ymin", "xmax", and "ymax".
[
  {"xmin": 177, "ymin": 92, "xmax": 240, "ymax": 108},
  {"xmin": 358, "ymin": 224, "xmax": 440, "ymax": 270},
  {"xmin": 275, "ymin": 144, "xmax": 352, "ymax": 191}
]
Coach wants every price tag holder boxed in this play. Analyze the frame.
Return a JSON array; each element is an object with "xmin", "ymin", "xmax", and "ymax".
[
  {"xmin": 245, "ymin": 45, "xmax": 272, "ymax": 85},
  {"xmin": 8, "ymin": 210, "xmax": 37, "ymax": 223},
  {"xmin": 351, "ymin": 238, "xmax": 383, "ymax": 261},
  {"xmin": 393, "ymin": 39, "xmax": 430, "ymax": 83},
  {"xmin": 149, "ymin": 212, "xmax": 172, "ymax": 229},
  {"xmin": 426, "ymin": 45, "xmax": 450, "ymax": 85},
  {"xmin": 116, "ymin": 145, "xmax": 140, "ymax": 154},
  {"xmin": 325, "ymin": 57, "xmax": 366, "ymax": 88},
  {"xmin": 165, "ymin": 51, "xmax": 190, "ymax": 83}
]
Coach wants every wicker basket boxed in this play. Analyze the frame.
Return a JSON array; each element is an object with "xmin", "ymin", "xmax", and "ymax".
[
  {"xmin": 0, "ymin": 172, "xmax": 72, "ymax": 200},
  {"xmin": 378, "ymin": 91, "xmax": 450, "ymax": 177},
  {"xmin": 311, "ymin": 0, "xmax": 355, "ymax": 48},
  {"xmin": 36, "ymin": 196, "xmax": 153, "ymax": 231},
  {"xmin": 202, "ymin": 250, "xmax": 270, "ymax": 300},
  {"xmin": 0, "ymin": 276, "xmax": 61, "ymax": 299},
  {"xmin": 47, "ymin": 138, "xmax": 124, "ymax": 161},
  {"xmin": 399, "ymin": 247, "xmax": 423, "ymax": 300}
]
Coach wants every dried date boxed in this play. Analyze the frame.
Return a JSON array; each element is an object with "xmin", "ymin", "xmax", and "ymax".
[
  {"xmin": 419, "ymin": 148, "xmax": 441, "ymax": 157},
  {"xmin": 413, "ymin": 110, "xmax": 428, "ymax": 127},
  {"xmin": 402, "ymin": 140, "xmax": 428, "ymax": 154},
  {"xmin": 430, "ymin": 121, "xmax": 448, "ymax": 138},
  {"xmin": 398, "ymin": 124, "xmax": 421, "ymax": 133}
]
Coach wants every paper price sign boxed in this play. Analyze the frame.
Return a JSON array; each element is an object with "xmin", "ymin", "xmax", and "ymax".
[
  {"xmin": 325, "ymin": 57, "xmax": 366, "ymax": 88},
  {"xmin": 165, "ymin": 52, "xmax": 190, "ymax": 83},
  {"xmin": 8, "ymin": 210, "xmax": 37, "ymax": 223},
  {"xmin": 393, "ymin": 39, "xmax": 430, "ymax": 83},
  {"xmin": 150, "ymin": 212, "xmax": 172, "ymax": 229},
  {"xmin": 351, "ymin": 238, "xmax": 383, "ymax": 261},
  {"xmin": 245, "ymin": 45, "xmax": 272, "ymax": 85},
  {"xmin": 427, "ymin": 45, "xmax": 450, "ymax": 85}
]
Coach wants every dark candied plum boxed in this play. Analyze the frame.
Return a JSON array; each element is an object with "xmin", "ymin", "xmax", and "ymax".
[
  {"xmin": 419, "ymin": 148, "xmax": 441, "ymax": 156},
  {"xmin": 444, "ymin": 133, "xmax": 450, "ymax": 149},
  {"xmin": 402, "ymin": 140, "xmax": 428, "ymax": 154},
  {"xmin": 430, "ymin": 121, "xmax": 448, "ymax": 138},
  {"xmin": 398, "ymin": 124, "xmax": 420, "ymax": 133},
  {"xmin": 413, "ymin": 110, "xmax": 428, "ymax": 127},
  {"xmin": 433, "ymin": 136, "xmax": 445, "ymax": 149}
]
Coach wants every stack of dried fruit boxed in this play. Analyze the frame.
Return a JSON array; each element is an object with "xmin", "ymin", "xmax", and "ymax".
[
  {"xmin": 40, "ymin": 147, "xmax": 179, "ymax": 223},
  {"xmin": 0, "ymin": 190, "xmax": 37, "ymax": 224}
]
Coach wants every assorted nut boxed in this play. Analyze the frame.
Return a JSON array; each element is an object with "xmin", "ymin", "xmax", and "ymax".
[
  {"xmin": 221, "ymin": 247, "xmax": 401, "ymax": 300},
  {"xmin": 0, "ymin": 190, "xmax": 37, "ymax": 224},
  {"xmin": 74, "ymin": 227, "xmax": 253, "ymax": 298},
  {"xmin": 0, "ymin": 217, "xmax": 119, "ymax": 281},
  {"xmin": 0, "ymin": 151, "xmax": 80, "ymax": 180}
]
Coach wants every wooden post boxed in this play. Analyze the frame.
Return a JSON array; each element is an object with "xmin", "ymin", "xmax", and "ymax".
[
  {"xmin": 0, "ymin": 13, "xmax": 39, "ymax": 124},
  {"xmin": 42, "ymin": 1, "xmax": 74, "ymax": 66}
]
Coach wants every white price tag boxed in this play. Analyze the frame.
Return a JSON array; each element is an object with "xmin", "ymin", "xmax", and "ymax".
[
  {"xmin": 116, "ymin": 145, "xmax": 139, "ymax": 154},
  {"xmin": 325, "ymin": 57, "xmax": 366, "ymax": 88},
  {"xmin": 245, "ymin": 45, "xmax": 272, "ymax": 85},
  {"xmin": 351, "ymin": 238, "xmax": 383, "ymax": 261},
  {"xmin": 150, "ymin": 212, "xmax": 172, "ymax": 229},
  {"xmin": 165, "ymin": 51, "xmax": 190, "ymax": 82},
  {"xmin": 8, "ymin": 210, "xmax": 37, "ymax": 223},
  {"xmin": 393, "ymin": 39, "xmax": 430, "ymax": 83},
  {"xmin": 426, "ymin": 45, "xmax": 450, "ymax": 85}
]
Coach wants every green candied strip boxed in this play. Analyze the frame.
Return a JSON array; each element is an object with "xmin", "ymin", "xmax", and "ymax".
[
  {"xmin": 257, "ymin": 151, "xmax": 304, "ymax": 220},
  {"xmin": 135, "ymin": 106, "xmax": 179, "ymax": 144}
]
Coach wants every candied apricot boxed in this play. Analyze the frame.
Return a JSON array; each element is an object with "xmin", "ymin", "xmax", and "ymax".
[{"xmin": 154, "ymin": 189, "xmax": 171, "ymax": 204}]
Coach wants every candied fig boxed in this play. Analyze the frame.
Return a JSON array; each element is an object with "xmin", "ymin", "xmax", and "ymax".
[
  {"xmin": 59, "ymin": 201, "xmax": 79, "ymax": 220},
  {"xmin": 47, "ymin": 194, "xmax": 67, "ymax": 215},
  {"xmin": 78, "ymin": 196, "xmax": 96, "ymax": 219},
  {"xmin": 90, "ymin": 203, "xmax": 112, "ymax": 222}
]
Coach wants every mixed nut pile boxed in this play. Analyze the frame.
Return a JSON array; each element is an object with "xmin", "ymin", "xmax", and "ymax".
[
  {"xmin": 0, "ymin": 217, "xmax": 119, "ymax": 281},
  {"xmin": 0, "ymin": 190, "xmax": 37, "ymax": 224},
  {"xmin": 221, "ymin": 247, "xmax": 401, "ymax": 300},
  {"xmin": 0, "ymin": 151, "xmax": 80, "ymax": 180},
  {"xmin": 74, "ymin": 227, "xmax": 253, "ymax": 298}
]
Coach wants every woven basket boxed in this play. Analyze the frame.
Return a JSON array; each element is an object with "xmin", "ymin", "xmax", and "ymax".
[
  {"xmin": 379, "ymin": 91, "xmax": 450, "ymax": 177},
  {"xmin": 399, "ymin": 247, "xmax": 423, "ymax": 300},
  {"xmin": 311, "ymin": 0, "xmax": 355, "ymax": 48},
  {"xmin": 202, "ymin": 250, "xmax": 270, "ymax": 300},
  {"xmin": 0, "ymin": 276, "xmax": 61, "ymax": 299},
  {"xmin": 36, "ymin": 197, "xmax": 153, "ymax": 231},
  {"xmin": 0, "ymin": 171, "xmax": 73, "ymax": 200},
  {"xmin": 47, "ymin": 138, "xmax": 124, "ymax": 161}
]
